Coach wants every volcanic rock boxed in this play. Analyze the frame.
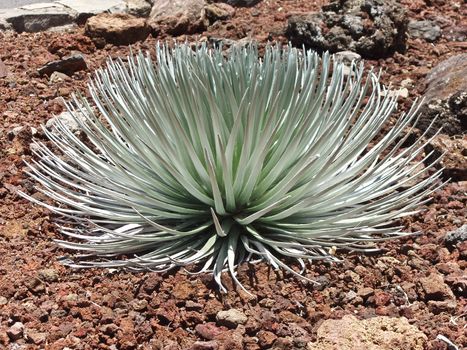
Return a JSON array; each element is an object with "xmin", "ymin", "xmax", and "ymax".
[
  {"xmin": 286, "ymin": 0, "xmax": 408, "ymax": 58},
  {"xmin": 85, "ymin": 13, "xmax": 150, "ymax": 46},
  {"xmin": 308, "ymin": 315, "xmax": 427, "ymax": 350}
]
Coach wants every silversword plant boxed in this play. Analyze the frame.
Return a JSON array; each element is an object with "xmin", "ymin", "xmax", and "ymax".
[{"xmin": 22, "ymin": 43, "xmax": 443, "ymax": 293}]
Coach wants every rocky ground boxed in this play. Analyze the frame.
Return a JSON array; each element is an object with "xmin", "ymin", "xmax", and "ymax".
[{"xmin": 0, "ymin": 0, "xmax": 466, "ymax": 349}]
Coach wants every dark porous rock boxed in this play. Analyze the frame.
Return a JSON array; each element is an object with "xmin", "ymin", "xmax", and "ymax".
[
  {"xmin": 417, "ymin": 54, "xmax": 467, "ymax": 136},
  {"xmin": 444, "ymin": 225, "xmax": 467, "ymax": 249},
  {"xmin": 38, "ymin": 53, "xmax": 87, "ymax": 76},
  {"xmin": 148, "ymin": 0, "xmax": 207, "ymax": 36},
  {"xmin": 424, "ymin": 134, "xmax": 467, "ymax": 181},
  {"xmin": 85, "ymin": 13, "xmax": 150, "ymax": 46},
  {"xmin": 286, "ymin": 0, "xmax": 408, "ymax": 58},
  {"xmin": 218, "ymin": 0, "xmax": 262, "ymax": 7},
  {"xmin": 408, "ymin": 20, "xmax": 441, "ymax": 42}
]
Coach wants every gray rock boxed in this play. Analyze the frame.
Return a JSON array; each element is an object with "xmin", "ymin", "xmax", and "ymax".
[
  {"xmin": 444, "ymin": 225, "xmax": 467, "ymax": 249},
  {"xmin": 85, "ymin": 12, "xmax": 149, "ymax": 45},
  {"xmin": 46, "ymin": 110, "xmax": 86, "ymax": 133},
  {"xmin": 216, "ymin": 309, "xmax": 247, "ymax": 328},
  {"xmin": 38, "ymin": 53, "xmax": 87, "ymax": 76},
  {"xmin": 286, "ymin": 0, "xmax": 408, "ymax": 58},
  {"xmin": 417, "ymin": 54, "xmax": 467, "ymax": 136},
  {"xmin": 147, "ymin": 0, "xmax": 206, "ymax": 36},
  {"xmin": 125, "ymin": 0, "xmax": 152, "ymax": 17},
  {"xmin": 334, "ymin": 50, "xmax": 361, "ymax": 64},
  {"xmin": 443, "ymin": 24, "xmax": 467, "ymax": 42},
  {"xmin": 55, "ymin": 0, "xmax": 126, "ymax": 23},
  {"xmin": 0, "ymin": 2, "xmax": 76, "ymax": 32},
  {"xmin": 408, "ymin": 20, "xmax": 441, "ymax": 42}
]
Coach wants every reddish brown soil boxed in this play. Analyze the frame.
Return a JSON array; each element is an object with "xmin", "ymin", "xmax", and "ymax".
[{"xmin": 0, "ymin": 0, "xmax": 466, "ymax": 349}]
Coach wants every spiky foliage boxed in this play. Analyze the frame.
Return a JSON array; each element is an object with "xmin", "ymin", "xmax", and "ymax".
[{"xmin": 22, "ymin": 44, "xmax": 442, "ymax": 293}]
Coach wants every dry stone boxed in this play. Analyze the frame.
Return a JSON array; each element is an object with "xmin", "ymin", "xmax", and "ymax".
[
  {"xmin": 308, "ymin": 315, "xmax": 427, "ymax": 350},
  {"xmin": 55, "ymin": 0, "xmax": 127, "ymax": 23},
  {"xmin": 38, "ymin": 53, "xmax": 87, "ymax": 76},
  {"xmin": 203, "ymin": 3, "xmax": 235, "ymax": 24},
  {"xmin": 216, "ymin": 309, "xmax": 248, "ymax": 328},
  {"xmin": 408, "ymin": 20, "xmax": 441, "ymax": 42},
  {"xmin": 0, "ymin": 2, "xmax": 76, "ymax": 32},
  {"xmin": 85, "ymin": 13, "xmax": 149, "ymax": 46},
  {"xmin": 424, "ymin": 135, "xmax": 467, "ymax": 181},
  {"xmin": 147, "ymin": 0, "xmax": 207, "ymax": 36}
]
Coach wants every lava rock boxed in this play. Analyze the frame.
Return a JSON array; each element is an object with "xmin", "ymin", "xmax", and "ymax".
[
  {"xmin": 54, "ymin": 0, "xmax": 128, "ymax": 23},
  {"xmin": 308, "ymin": 315, "xmax": 427, "ymax": 350},
  {"xmin": 1, "ymin": 3, "xmax": 76, "ymax": 33},
  {"xmin": 286, "ymin": 0, "xmax": 408, "ymax": 58},
  {"xmin": 408, "ymin": 20, "xmax": 441, "ymax": 42},
  {"xmin": 39, "ymin": 268, "xmax": 59, "ymax": 282},
  {"xmin": 285, "ymin": 0, "xmax": 408, "ymax": 58},
  {"xmin": 38, "ymin": 53, "xmax": 87, "ymax": 76},
  {"xmin": 49, "ymin": 71, "xmax": 71, "ymax": 83},
  {"xmin": 424, "ymin": 134, "xmax": 467, "ymax": 181},
  {"xmin": 257, "ymin": 330, "xmax": 277, "ymax": 348},
  {"xmin": 203, "ymin": 3, "xmax": 235, "ymax": 24},
  {"xmin": 0, "ymin": 59, "xmax": 9, "ymax": 78},
  {"xmin": 195, "ymin": 322, "xmax": 223, "ymax": 340},
  {"xmin": 190, "ymin": 340, "xmax": 219, "ymax": 350},
  {"xmin": 219, "ymin": 0, "xmax": 262, "ymax": 7},
  {"xmin": 7, "ymin": 322, "xmax": 24, "ymax": 341},
  {"xmin": 25, "ymin": 330, "xmax": 46, "ymax": 345},
  {"xmin": 419, "ymin": 272, "xmax": 456, "ymax": 301},
  {"xmin": 443, "ymin": 24, "xmax": 467, "ymax": 42},
  {"xmin": 148, "ymin": 0, "xmax": 207, "ymax": 36},
  {"xmin": 334, "ymin": 50, "xmax": 362, "ymax": 64},
  {"xmin": 46, "ymin": 110, "xmax": 86, "ymax": 134},
  {"xmin": 216, "ymin": 309, "xmax": 248, "ymax": 328},
  {"xmin": 417, "ymin": 54, "xmax": 467, "ymax": 136},
  {"xmin": 444, "ymin": 225, "xmax": 467, "ymax": 249},
  {"xmin": 85, "ymin": 13, "xmax": 149, "ymax": 46}
]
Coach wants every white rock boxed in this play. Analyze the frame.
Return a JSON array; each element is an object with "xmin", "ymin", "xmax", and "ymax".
[
  {"xmin": 334, "ymin": 50, "xmax": 362, "ymax": 64},
  {"xmin": 216, "ymin": 309, "xmax": 248, "ymax": 328},
  {"xmin": 46, "ymin": 110, "xmax": 86, "ymax": 134}
]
